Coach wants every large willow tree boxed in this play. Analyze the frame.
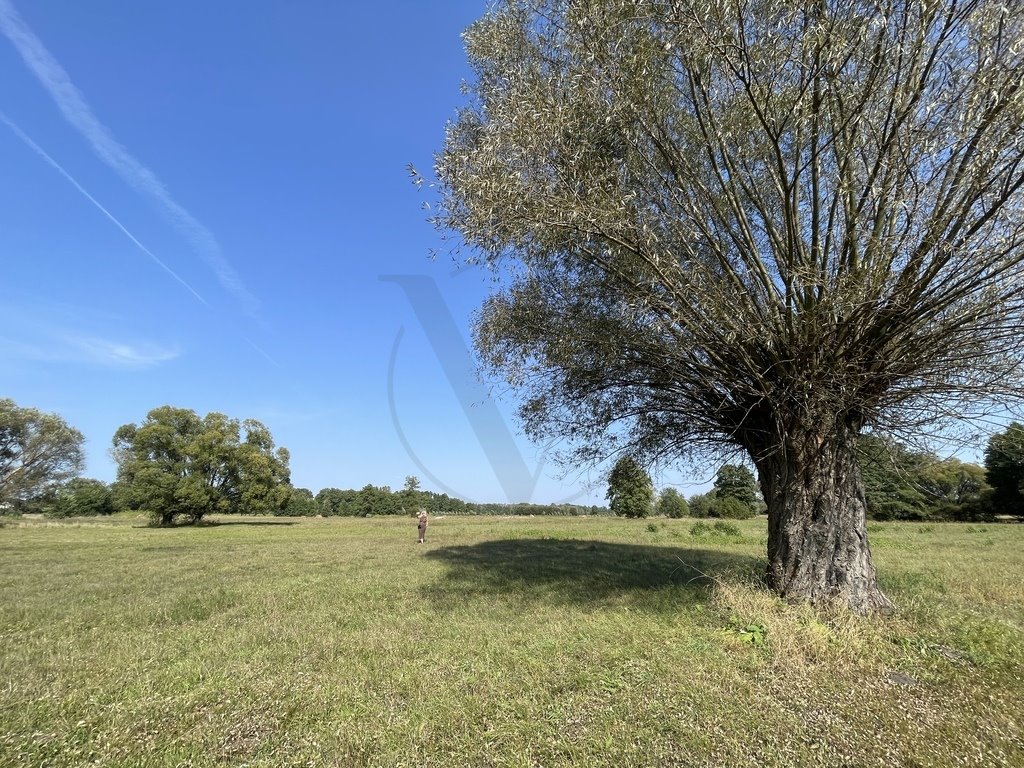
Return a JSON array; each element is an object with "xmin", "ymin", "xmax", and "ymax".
[{"xmin": 433, "ymin": 0, "xmax": 1024, "ymax": 613}]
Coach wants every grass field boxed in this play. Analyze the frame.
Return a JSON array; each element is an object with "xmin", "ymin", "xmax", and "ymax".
[{"xmin": 1, "ymin": 514, "xmax": 1022, "ymax": 767}]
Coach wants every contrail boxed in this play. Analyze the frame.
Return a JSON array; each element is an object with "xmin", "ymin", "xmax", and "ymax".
[
  {"xmin": 0, "ymin": 112, "xmax": 208, "ymax": 306},
  {"xmin": 243, "ymin": 336, "xmax": 281, "ymax": 368},
  {"xmin": 0, "ymin": 0, "xmax": 258, "ymax": 315}
]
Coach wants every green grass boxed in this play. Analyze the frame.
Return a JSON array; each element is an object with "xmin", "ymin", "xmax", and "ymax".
[{"xmin": 2, "ymin": 514, "xmax": 1022, "ymax": 767}]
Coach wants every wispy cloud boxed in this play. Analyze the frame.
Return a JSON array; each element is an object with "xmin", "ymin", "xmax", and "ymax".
[
  {"xmin": 0, "ymin": 333, "xmax": 180, "ymax": 369},
  {"xmin": 63, "ymin": 335, "xmax": 181, "ymax": 368},
  {"xmin": 243, "ymin": 336, "xmax": 282, "ymax": 369},
  {"xmin": 0, "ymin": 301, "xmax": 181, "ymax": 369},
  {"xmin": 0, "ymin": 112, "xmax": 208, "ymax": 306},
  {"xmin": 0, "ymin": 0, "xmax": 258, "ymax": 315}
]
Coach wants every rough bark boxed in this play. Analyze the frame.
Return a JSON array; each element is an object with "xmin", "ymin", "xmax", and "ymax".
[{"xmin": 754, "ymin": 423, "xmax": 894, "ymax": 615}]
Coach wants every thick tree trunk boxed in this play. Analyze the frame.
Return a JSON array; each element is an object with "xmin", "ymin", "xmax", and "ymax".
[{"xmin": 754, "ymin": 423, "xmax": 894, "ymax": 615}]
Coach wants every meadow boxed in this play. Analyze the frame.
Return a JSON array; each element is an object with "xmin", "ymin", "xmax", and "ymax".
[{"xmin": 1, "ymin": 514, "xmax": 1022, "ymax": 767}]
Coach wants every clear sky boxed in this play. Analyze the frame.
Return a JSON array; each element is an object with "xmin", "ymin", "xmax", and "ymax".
[{"xmin": 0, "ymin": 1, "xmax": 710, "ymax": 504}]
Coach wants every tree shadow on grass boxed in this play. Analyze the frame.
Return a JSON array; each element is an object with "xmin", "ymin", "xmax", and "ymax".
[
  {"xmin": 134, "ymin": 518, "xmax": 298, "ymax": 529},
  {"xmin": 203, "ymin": 518, "xmax": 298, "ymax": 527},
  {"xmin": 423, "ymin": 538, "xmax": 763, "ymax": 612}
]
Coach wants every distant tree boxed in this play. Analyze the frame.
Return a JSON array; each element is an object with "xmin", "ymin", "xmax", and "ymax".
[
  {"xmin": 0, "ymin": 398, "xmax": 84, "ymax": 507},
  {"xmin": 915, "ymin": 457, "xmax": 989, "ymax": 514},
  {"xmin": 316, "ymin": 487, "xmax": 356, "ymax": 516},
  {"xmin": 353, "ymin": 484, "xmax": 403, "ymax": 516},
  {"xmin": 985, "ymin": 423, "xmax": 1024, "ymax": 517},
  {"xmin": 713, "ymin": 465, "xmax": 759, "ymax": 512},
  {"xmin": 52, "ymin": 478, "xmax": 114, "ymax": 517},
  {"xmin": 399, "ymin": 475, "xmax": 426, "ymax": 513},
  {"xmin": 656, "ymin": 488, "xmax": 689, "ymax": 519},
  {"xmin": 606, "ymin": 456, "xmax": 653, "ymax": 519},
  {"xmin": 858, "ymin": 436, "xmax": 928, "ymax": 520},
  {"xmin": 688, "ymin": 493, "xmax": 714, "ymax": 519},
  {"xmin": 11, "ymin": 491, "xmax": 58, "ymax": 515},
  {"xmin": 711, "ymin": 495, "xmax": 756, "ymax": 520},
  {"xmin": 463, "ymin": 499, "xmax": 600, "ymax": 515},
  {"xmin": 420, "ymin": 490, "xmax": 469, "ymax": 514},
  {"xmin": 278, "ymin": 486, "xmax": 318, "ymax": 517},
  {"xmin": 112, "ymin": 406, "xmax": 290, "ymax": 526},
  {"xmin": 859, "ymin": 435, "xmax": 990, "ymax": 520}
]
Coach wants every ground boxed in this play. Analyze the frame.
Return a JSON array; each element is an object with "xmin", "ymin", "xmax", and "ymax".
[{"xmin": 1, "ymin": 514, "xmax": 1022, "ymax": 767}]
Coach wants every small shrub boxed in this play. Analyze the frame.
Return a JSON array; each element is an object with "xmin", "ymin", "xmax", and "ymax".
[
  {"xmin": 646, "ymin": 522, "xmax": 659, "ymax": 533},
  {"xmin": 713, "ymin": 520, "xmax": 741, "ymax": 536},
  {"xmin": 690, "ymin": 521, "xmax": 712, "ymax": 537}
]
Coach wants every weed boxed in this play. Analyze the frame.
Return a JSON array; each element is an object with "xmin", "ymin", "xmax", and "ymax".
[
  {"xmin": 690, "ymin": 521, "xmax": 712, "ymax": 537},
  {"xmin": 713, "ymin": 521, "xmax": 741, "ymax": 537},
  {"xmin": 729, "ymin": 616, "xmax": 768, "ymax": 646}
]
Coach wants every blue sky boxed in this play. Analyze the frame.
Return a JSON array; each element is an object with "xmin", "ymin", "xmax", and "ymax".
[{"xmin": 0, "ymin": 1, "xmax": 712, "ymax": 504}]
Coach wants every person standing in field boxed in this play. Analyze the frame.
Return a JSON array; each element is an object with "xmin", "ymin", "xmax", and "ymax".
[{"xmin": 417, "ymin": 509, "xmax": 428, "ymax": 544}]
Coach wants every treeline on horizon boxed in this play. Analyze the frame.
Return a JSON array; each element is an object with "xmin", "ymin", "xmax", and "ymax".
[
  {"xmin": 0, "ymin": 400, "xmax": 609, "ymax": 523},
  {"xmin": 4, "ymin": 473, "xmax": 611, "ymax": 520},
  {"xmin": 4, "ymin": 398, "xmax": 1023, "ymax": 524},
  {"xmin": 280, "ymin": 484, "xmax": 608, "ymax": 518}
]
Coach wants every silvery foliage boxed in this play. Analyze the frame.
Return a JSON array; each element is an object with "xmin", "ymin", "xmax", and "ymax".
[{"xmin": 434, "ymin": 0, "xmax": 1024, "ymax": 464}]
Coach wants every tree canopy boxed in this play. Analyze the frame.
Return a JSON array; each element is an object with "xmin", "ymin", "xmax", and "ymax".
[
  {"xmin": 52, "ymin": 478, "xmax": 115, "ymax": 518},
  {"xmin": 0, "ymin": 398, "xmax": 84, "ymax": 508},
  {"xmin": 112, "ymin": 406, "xmax": 291, "ymax": 525},
  {"xmin": 656, "ymin": 487, "xmax": 689, "ymax": 518},
  {"xmin": 280, "ymin": 486, "xmax": 319, "ymax": 517},
  {"xmin": 985, "ymin": 422, "xmax": 1024, "ymax": 516},
  {"xmin": 606, "ymin": 455, "xmax": 654, "ymax": 518},
  {"xmin": 713, "ymin": 465, "xmax": 759, "ymax": 510},
  {"xmin": 859, "ymin": 435, "xmax": 989, "ymax": 520},
  {"xmin": 432, "ymin": 0, "xmax": 1024, "ymax": 612}
]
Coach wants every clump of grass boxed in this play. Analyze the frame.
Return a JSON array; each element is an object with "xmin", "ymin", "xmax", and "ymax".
[
  {"xmin": 690, "ymin": 520, "xmax": 741, "ymax": 538},
  {"xmin": 690, "ymin": 521, "xmax": 712, "ymax": 537},
  {"xmin": 713, "ymin": 521, "xmax": 741, "ymax": 537},
  {"xmin": 709, "ymin": 577, "xmax": 885, "ymax": 670}
]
